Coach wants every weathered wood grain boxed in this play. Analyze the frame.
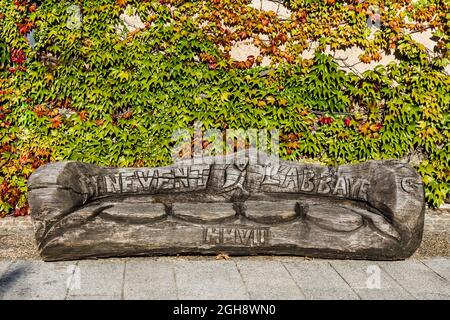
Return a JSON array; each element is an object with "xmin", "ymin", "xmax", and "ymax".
[{"xmin": 27, "ymin": 150, "xmax": 424, "ymax": 261}]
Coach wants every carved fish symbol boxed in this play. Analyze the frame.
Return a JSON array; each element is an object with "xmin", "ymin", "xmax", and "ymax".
[{"xmin": 401, "ymin": 177, "xmax": 421, "ymax": 194}]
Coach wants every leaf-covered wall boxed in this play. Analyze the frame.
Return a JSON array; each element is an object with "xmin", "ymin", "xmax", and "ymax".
[{"xmin": 0, "ymin": 0, "xmax": 449, "ymax": 216}]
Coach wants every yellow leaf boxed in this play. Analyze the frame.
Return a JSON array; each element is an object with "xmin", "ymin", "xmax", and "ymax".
[
  {"xmin": 426, "ymin": 127, "xmax": 436, "ymax": 136},
  {"xmin": 44, "ymin": 73, "xmax": 54, "ymax": 82},
  {"xmin": 220, "ymin": 92, "xmax": 231, "ymax": 102},
  {"xmin": 422, "ymin": 175, "xmax": 434, "ymax": 185},
  {"xmin": 266, "ymin": 96, "xmax": 276, "ymax": 105},
  {"xmin": 278, "ymin": 98, "xmax": 288, "ymax": 106},
  {"xmin": 215, "ymin": 253, "xmax": 230, "ymax": 260},
  {"xmin": 118, "ymin": 71, "xmax": 129, "ymax": 80},
  {"xmin": 258, "ymin": 100, "xmax": 266, "ymax": 107}
]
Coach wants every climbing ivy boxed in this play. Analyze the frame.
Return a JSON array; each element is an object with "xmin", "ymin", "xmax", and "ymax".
[{"xmin": 0, "ymin": 0, "xmax": 449, "ymax": 216}]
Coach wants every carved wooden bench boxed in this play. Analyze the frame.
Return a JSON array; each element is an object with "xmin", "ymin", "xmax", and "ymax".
[{"xmin": 28, "ymin": 150, "xmax": 424, "ymax": 261}]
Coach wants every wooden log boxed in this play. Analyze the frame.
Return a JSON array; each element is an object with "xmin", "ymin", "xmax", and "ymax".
[{"xmin": 28, "ymin": 150, "xmax": 424, "ymax": 261}]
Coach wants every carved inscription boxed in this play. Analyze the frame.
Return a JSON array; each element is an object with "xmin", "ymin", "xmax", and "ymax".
[
  {"xmin": 97, "ymin": 165, "xmax": 211, "ymax": 195},
  {"xmin": 83, "ymin": 162, "xmax": 372, "ymax": 201},
  {"xmin": 261, "ymin": 165, "xmax": 371, "ymax": 201},
  {"xmin": 203, "ymin": 227, "xmax": 269, "ymax": 246},
  {"xmin": 401, "ymin": 177, "xmax": 420, "ymax": 194}
]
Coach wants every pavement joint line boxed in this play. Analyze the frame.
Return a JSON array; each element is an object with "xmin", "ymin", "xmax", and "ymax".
[
  {"xmin": 172, "ymin": 260, "xmax": 179, "ymax": 300},
  {"xmin": 418, "ymin": 259, "xmax": 448, "ymax": 281},
  {"xmin": 64, "ymin": 260, "xmax": 79, "ymax": 300},
  {"xmin": 328, "ymin": 262, "xmax": 367, "ymax": 290},
  {"xmin": 234, "ymin": 260, "xmax": 252, "ymax": 299},
  {"xmin": 121, "ymin": 259, "xmax": 127, "ymax": 300},
  {"xmin": 280, "ymin": 261, "xmax": 306, "ymax": 299},
  {"xmin": 378, "ymin": 262, "xmax": 417, "ymax": 300},
  {"xmin": 328, "ymin": 261, "xmax": 361, "ymax": 300}
]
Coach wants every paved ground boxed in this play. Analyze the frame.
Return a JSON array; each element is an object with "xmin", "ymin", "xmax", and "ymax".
[{"xmin": 0, "ymin": 256, "xmax": 449, "ymax": 300}]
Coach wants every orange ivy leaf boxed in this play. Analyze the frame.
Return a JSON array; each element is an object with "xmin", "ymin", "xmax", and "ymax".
[
  {"xmin": 50, "ymin": 115, "xmax": 62, "ymax": 128},
  {"xmin": 116, "ymin": 0, "xmax": 128, "ymax": 7},
  {"xmin": 359, "ymin": 122, "xmax": 370, "ymax": 135}
]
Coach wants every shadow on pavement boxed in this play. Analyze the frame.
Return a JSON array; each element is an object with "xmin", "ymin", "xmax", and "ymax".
[{"xmin": 0, "ymin": 264, "xmax": 27, "ymax": 299}]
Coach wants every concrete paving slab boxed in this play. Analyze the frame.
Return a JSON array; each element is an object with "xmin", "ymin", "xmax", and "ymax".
[
  {"xmin": 329, "ymin": 260, "xmax": 415, "ymax": 300},
  {"xmin": 67, "ymin": 259, "xmax": 125, "ymax": 298},
  {"xmin": 174, "ymin": 260, "xmax": 249, "ymax": 300},
  {"xmin": 0, "ymin": 258, "xmax": 449, "ymax": 300},
  {"xmin": 67, "ymin": 295, "xmax": 121, "ymax": 300},
  {"xmin": 283, "ymin": 260, "xmax": 360, "ymax": 300},
  {"xmin": 379, "ymin": 260, "xmax": 450, "ymax": 300},
  {"xmin": 0, "ymin": 261, "xmax": 73, "ymax": 300},
  {"xmin": 421, "ymin": 258, "xmax": 450, "ymax": 281},
  {"xmin": 124, "ymin": 259, "xmax": 177, "ymax": 300},
  {"xmin": 0, "ymin": 261, "xmax": 12, "ymax": 277},
  {"xmin": 236, "ymin": 260, "xmax": 305, "ymax": 299}
]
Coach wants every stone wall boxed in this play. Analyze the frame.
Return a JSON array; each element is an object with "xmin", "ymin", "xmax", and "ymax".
[
  {"xmin": 0, "ymin": 216, "xmax": 34, "ymax": 235},
  {"xmin": 425, "ymin": 205, "xmax": 450, "ymax": 235},
  {"xmin": 119, "ymin": 1, "xmax": 450, "ymax": 75}
]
